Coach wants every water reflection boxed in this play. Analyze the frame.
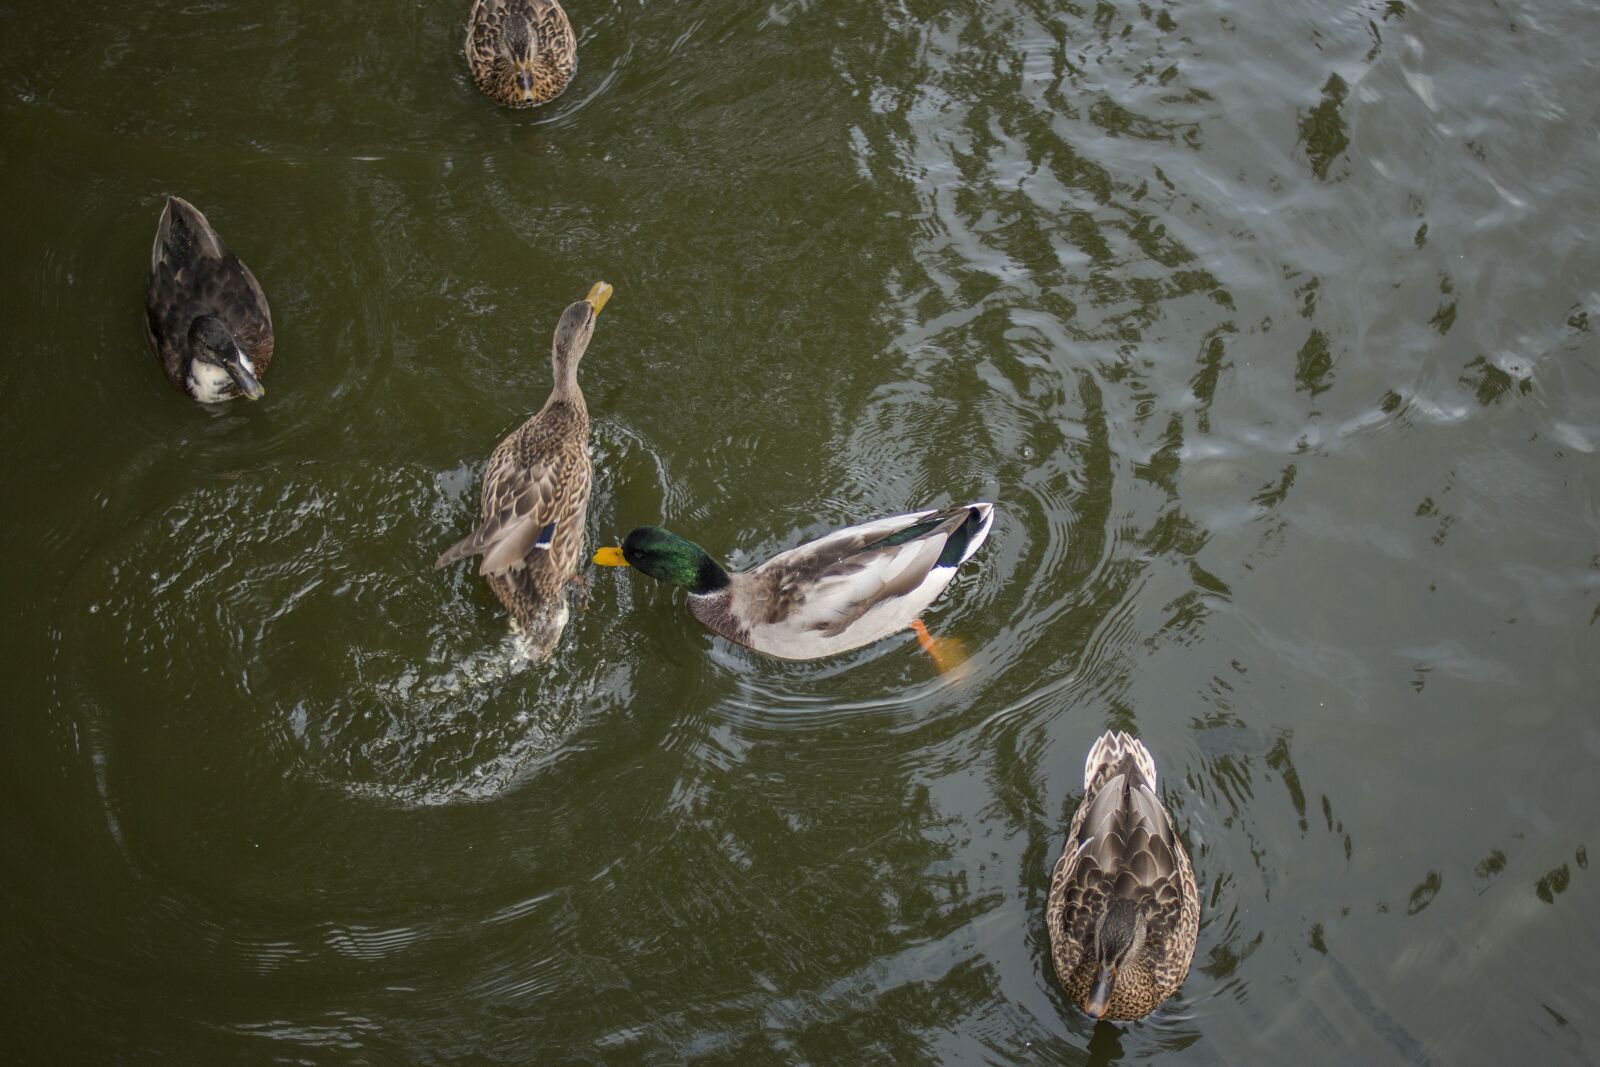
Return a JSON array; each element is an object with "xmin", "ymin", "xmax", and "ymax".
[{"xmin": 1299, "ymin": 74, "xmax": 1350, "ymax": 181}]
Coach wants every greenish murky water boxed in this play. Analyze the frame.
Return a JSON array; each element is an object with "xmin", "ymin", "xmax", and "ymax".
[{"xmin": 3, "ymin": 0, "xmax": 1598, "ymax": 1062}]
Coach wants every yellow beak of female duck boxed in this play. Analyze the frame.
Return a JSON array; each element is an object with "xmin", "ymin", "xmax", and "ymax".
[{"xmin": 586, "ymin": 281, "xmax": 613, "ymax": 316}]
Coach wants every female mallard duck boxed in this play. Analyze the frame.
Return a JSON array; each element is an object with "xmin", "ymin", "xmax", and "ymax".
[
  {"xmin": 1047, "ymin": 731, "xmax": 1199, "ymax": 1021},
  {"xmin": 466, "ymin": 0, "xmax": 577, "ymax": 108},
  {"xmin": 435, "ymin": 281, "xmax": 613, "ymax": 659},
  {"xmin": 145, "ymin": 196, "xmax": 272, "ymax": 403},
  {"xmin": 592, "ymin": 503, "xmax": 993, "ymax": 662}
]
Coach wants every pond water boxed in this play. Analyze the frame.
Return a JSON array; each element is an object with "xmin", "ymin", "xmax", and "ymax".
[{"xmin": 1, "ymin": 0, "xmax": 1596, "ymax": 1062}]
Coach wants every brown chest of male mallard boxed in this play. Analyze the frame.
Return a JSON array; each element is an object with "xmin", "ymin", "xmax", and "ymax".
[
  {"xmin": 145, "ymin": 197, "xmax": 272, "ymax": 403},
  {"xmin": 435, "ymin": 281, "xmax": 612, "ymax": 659},
  {"xmin": 593, "ymin": 504, "xmax": 994, "ymax": 663},
  {"xmin": 465, "ymin": 0, "xmax": 577, "ymax": 108},
  {"xmin": 1046, "ymin": 731, "xmax": 1199, "ymax": 1022}
]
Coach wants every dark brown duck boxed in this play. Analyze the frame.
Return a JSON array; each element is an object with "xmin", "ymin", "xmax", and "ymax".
[{"xmin": 145, "ymin": 196, "xmax": 272, "ymax": 404}]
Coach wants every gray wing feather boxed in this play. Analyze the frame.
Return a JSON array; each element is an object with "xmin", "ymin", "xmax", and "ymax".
[
  {"xmin": 742, "ymin": 508, "xmax": 960, "ymax": 629},
  {"xmin": 434, "ymin": 447, "xmax": 566, "ymax": 576}
]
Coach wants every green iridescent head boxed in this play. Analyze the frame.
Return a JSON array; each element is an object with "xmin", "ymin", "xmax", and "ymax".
[{"xmin": 593, "ymin": 526, "xmax": 730, "ymax": 595}]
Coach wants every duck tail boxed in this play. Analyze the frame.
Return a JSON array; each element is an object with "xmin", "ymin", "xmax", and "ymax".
[
  {"xmin": 1083, "ymin": 730, "xmax": 1159, "ymax": 792},
  {"xmin": 935, "ymin": 502, "xmax": 995, "ymax": 568}
]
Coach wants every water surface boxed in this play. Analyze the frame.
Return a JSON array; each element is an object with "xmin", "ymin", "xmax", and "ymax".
[{"xmin": 2, "ymin": 0, "xmax": 1597, "ymax": 1062}]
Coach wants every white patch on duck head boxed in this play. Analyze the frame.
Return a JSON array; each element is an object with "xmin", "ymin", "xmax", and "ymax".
[
  {"xmin": 187, "ymin": 360, "xmax": 235, "ymax": 403},
  {"xmin": 186, "ymin": 353, "xmax": 258, "ymax": 403}
]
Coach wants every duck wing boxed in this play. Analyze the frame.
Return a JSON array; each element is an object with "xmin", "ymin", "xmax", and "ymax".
[
  {"xmin": 1046, "ymin": 773, "xmax": 1110, "ymax": 985},
  {"xmin": 146, "ymin": 197, "xmax": 273, "ymax": 372},
  {"xmin": 723, "ymin": 504, "xmax": 992, "ymax": 658},
  {"xmin": 467, "ymin": 0, "xmax": 571, "ymax": 61},
  {"xmin": 150, "ymin": 196, "xmax": 227, "ymax": 276},
  {"xmin": 467, "ymin": 0, "xmax": 512, "ymax": 63},
  {"xmin": 1047, "ymin": 733, "xmax": 1198, "ymax": 995},
  {"xmin": 435, "ymin": 432, "xmax": 584, "ymax": 576}
]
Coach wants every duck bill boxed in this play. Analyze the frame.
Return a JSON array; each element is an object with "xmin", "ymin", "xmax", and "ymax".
[
  {"xmin": 585, "ymin": 281, "xmax": 613, "ymax": 316},
  {"xmin": 226, "ymin": 351, "xmax": 266, "ymax": 400},
  {"xmin": 1083, "ymin": 965, "xmax": 1116, "ymax": 1019},
  {"xmin": 592, "ymin": 546, "xmax": 629, "ymax": 567}
]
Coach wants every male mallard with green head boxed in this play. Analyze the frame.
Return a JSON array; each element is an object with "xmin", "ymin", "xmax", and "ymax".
[
  {"xmin": 1047, "ymin": 731, "xmax": 1199, "ymax": 1021},
  {"xmin": 145, "ymin": 196, "xmax": 272, "ymax": 403},
  {"xmin": 466, "ymin": 0, "xmax": 577, "ymax": 108},
  {"xmin": 592, "ymin": 504, "xmax": 993, "ymax": 663},
  {"xmin": 435, "ymin": 281, "xmax": 612, "ymax": 659}
]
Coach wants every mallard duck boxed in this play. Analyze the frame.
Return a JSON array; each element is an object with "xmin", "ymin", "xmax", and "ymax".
[
  {"xmin": 435, "ymin": 281, "xmax": 613, "ymax": 659},
  {"xmin": 465, "ymin": 0, "xmax": 577, "ymax": 108},
  {"xmin": 592, "ymin": 503, "xmax": 994, "ymax": 661},
  {"xmin": 1047, "ymin": 731, "xmax": 1199, "ymax": 1021},
  {"xmin": 145, "ymin": 196, "xmax": 272, "ymax": 403}
]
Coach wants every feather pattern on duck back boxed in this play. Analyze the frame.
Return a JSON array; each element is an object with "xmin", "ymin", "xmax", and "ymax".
[
  {"xmin": 145, "ymin": 197, "xmax": 274, "ymax": 398},
  {"xmin": 466, "ymin": 0, "xmax": 577, "ymax": 108},
  {"xmin": 695, "ymin": 504, "xmax": 993, "ymax": 660},
  {"xmin": 1046, "ymin": 731, "xmax": 1199, "ymax": 1020},
  {"xmin": 434, "ymin": 395, "xmax": 591, "ymax": 655}
]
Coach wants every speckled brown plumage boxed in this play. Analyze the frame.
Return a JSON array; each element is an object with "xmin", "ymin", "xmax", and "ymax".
[
  {"xmin": 465, "ymin": 0, "xmax": 577, "ymax": 108},
  {"xmin": 435, "ymin": 284, "xmax": 610, "ymax": 659},
  {"xmin": 1046, "ymin": 731, "xmax": 1199, "ymax": 1022},
  {"xmin": 145, "ymin": 197, "xmax": 273, "ymax": 402}
]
